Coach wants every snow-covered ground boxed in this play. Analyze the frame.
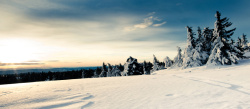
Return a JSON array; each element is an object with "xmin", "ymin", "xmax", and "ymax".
[{"xmin": 1, "ymin": 59, "xmax": 250, "ymax": 109}]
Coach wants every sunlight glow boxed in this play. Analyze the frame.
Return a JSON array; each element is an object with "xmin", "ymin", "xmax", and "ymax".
[{"xmin": 0, "ymin": 39, "xmax": 40, "ymax": 63}]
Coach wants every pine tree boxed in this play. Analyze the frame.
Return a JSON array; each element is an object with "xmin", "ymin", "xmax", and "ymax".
[
  {"xmin": 207, "ymin": 11, "xmax": 239, "ymax": 65},
  {"xmin": 152, "ymin": 55, "xmax": 160, "ymax": 72},
  {"xmin": 202, "ymin": 27, "xmax": 213, "ymax": 53},
  {"xmin": 121, "ymin": 56, "xmax": 141, "ymax": 76},
  {"xmin": 183, "ymin": 26, "xmax": 196, "ymax": 68},
  {"xmin": 163, "ymin": 56, "xmax": 173, "ymax": 68},
  {"xmin": 99, "ymin": 62, "xmax": 107, "ymax": 77},
  {"xmin": 93, "ymin": 67, "xmax": 101, "ymax": 78},
  {"xmin": 143, "ymin": 61, "xmax": 153, "ymax": 75},
  {"xmin": 118, "ymin": 63, "xmax": 124, "ymax": 71},
  {"xmin": 192, "ymin": 27, "xmax": 209, "ymax": 66},
  {"xmin": 193, "ymin": 41, "xmax": 209, "ymax": 66},
  {"xmin": 235, "ymin": 37, "xmax": 245, "ymax": 58},
  {"xmin": 172, "ymin": 46, "xmax": 183, "ymax": 68},
  {"xmin": 196, "ymin": 27, "xmax": 204, "ymax": 44},
  {"xmin": 111, "ymin": 65, "xmax": 121, "ymax": 76},
  {"xmin": 107, "ymin": 63, "xmax": 113, "ymax": 77},
  {"xmin": 241, "ymin": 34, "xmax": 249, "ymax": 51}
]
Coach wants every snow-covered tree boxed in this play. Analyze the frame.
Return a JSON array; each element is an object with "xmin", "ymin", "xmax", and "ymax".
[
  {"xmin": 192, "ymin": 27, "xmax": 210, "ymax": 66},
  {"xmin": 93, "ymin": 67, "xmax": 101, "ymax": 78},
  {"xmin": 183, "ymin": 26, "xmax": 196, "ymax": 68},
  {"xmin": 241, "ymin": 34, "xmax": 249, "ymax": 51},
  {"xmin": 121, "ymin": 56, "xmax": 141, "ymax": 76},
  {"xmin": 235, "ymin": 37, "xmax": 245, "ymax": 59},
  {"xmin": 193, "ymin": 41, "xmax": 209, "ymax": 66},
  {"xmin": 152, "ymin": 55, "xmax": 160, "ymax": 72},
  {"xmin": 107, "ymin": 63, "xmax": 113, "ymax": 77},
  {"xmin": 143, "ymin": 61, "xmax": 153, "ymax": 75},
  {"xmin": 111, "ymin": 65, "xmax": 121, "ymax": 76},
  {"xmin": 151, "ymin": 55, "xmax": 165, "ymax": 72},
  {"xmin": 118, "ymin": 63, "xmax": 124, "ymax": 72},
  {"xmin": 202, "ymin": 27, "xmax": 213, "ymax": 53},
  {"xmin": 163, "ymin": 56, "xmax": 173, "ymax": 68},
  {"xmin": 99, "ymin": 62, "xmax": 107, "ymax": 77},
  {"xmin": 196, "ymin": 27, "xmax": 204, "ymax": 44},
  {"xmin": 172, "ymin": 46, "xmax": 183, "ymax": 68},
  {"xmin": 207, "ymin": 11, "xmax": 239, "ymax": 65},
  {"xmin": 93, "ymin": 71, "xmax": 98, "ymax": 78}
]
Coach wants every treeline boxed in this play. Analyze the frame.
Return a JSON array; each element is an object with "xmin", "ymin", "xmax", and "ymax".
[{"xmin": 0, "ymin": 69, "xmax": 96, "ymax": 85}]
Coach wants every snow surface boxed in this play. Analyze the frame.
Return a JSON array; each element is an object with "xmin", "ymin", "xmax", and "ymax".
[{"xmin": 1, "ymin": 59, "xmax": 250, "ymax": 109}]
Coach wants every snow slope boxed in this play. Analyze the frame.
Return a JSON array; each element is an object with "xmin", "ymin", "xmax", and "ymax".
[{"xmin": 1, "ymin": 59, "xmax": 250, "ymax": 109}]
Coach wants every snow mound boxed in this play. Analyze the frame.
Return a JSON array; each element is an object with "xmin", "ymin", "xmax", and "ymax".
[{"xmin": 1, "ymin": 59, "xmax": 250, "ymax": 109}]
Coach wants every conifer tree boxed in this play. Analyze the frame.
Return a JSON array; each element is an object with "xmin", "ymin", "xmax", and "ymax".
[
  {"xmin": 121, "ymin": 56, "xmax": 141, "ymax": 76},
  {"xmin": 183, "ymin": 26, "xmax": 196, "ymax": 68},
  {"xmin": 111, "ymin": 65, "xmax": 121, "ymax": 76},
  {"xmin": 93, "ymin": 67, "xmax": 101, "ymax": 78},
  {"xmin": 152, "ymin": 55, "xmax": 160, "ymax": 72},
  {"xmin": 143, "ymin": 61, "xmax": 153, "ymax": 75},
  {"xmin": 172, "ymin": 46, "xmax": 183, "ymax": 68},
  {"xmin": 241, "ymin": 34, "xmax": 249, "ymax": 51},
  {"xmin": 196, "ymin": 26, "xmax": 204, "ymax": 44},
  {"xmin": 118, "ymin": 63, "xmax": 124, "ymax": 71},
  {"xmin": 202, "ymin": 27, "xmax": 213, "ymax": 53},
  {"xmin": 107, "ymin": 63, "xmax": 113, "ymax": 77},
  {"xmin": 192, "ymin": 27, "xmax": 209, "ymax": 66},
  {"xmin": 207, "ymin": 11, "xmax": 239, "ymax": 65},
  {"xmin": 163, "ymin": 56, "xmax": 173, "ymax": 68},
  {"xmin": 99, "ymin": 62, "xmax": 107, "ymax": 77}
]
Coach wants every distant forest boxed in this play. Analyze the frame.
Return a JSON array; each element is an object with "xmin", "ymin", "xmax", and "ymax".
[
  {"xmin": 0, "ymin": 69, "xmax": 95, "ymax": 85},
  {"xmin": 1, "ymin": 11, "xmax": 249, "ymax": 85}
]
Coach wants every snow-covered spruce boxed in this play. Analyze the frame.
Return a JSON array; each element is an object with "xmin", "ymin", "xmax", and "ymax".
[
  {"xmin": 107, "ymin": 63, "xmax": 113, "ymax": 77},
  {"xmin": 152, "ymin": 55, "xmax": 160, "ymax": 72},
  {"xmin": 192, "ymin": 27, "xmax": 210, "ymax": 66},
  {"xmin": 202, "ymin": 27, "xmax": 214, "ymax": 53},
  {"xmin": 172, "ymin": 46, "xmax": 183, "ymax": 68},
  {"xmin": 151, "ymin": 55, "xmax": 165, "ymax": 72},
  {"xmin": 111, "ymin": 65, "xmax": 122, "ymax": 76},
  {"xmin": 143, "ymin": 61, "xmax": 153, "ymax": 75},
  {"xmin": 207, "ymin": 11, "xmax": 240, "ymax": 65},
  {"xmin": 121, "ymin": 56, "xmax": 142, "ymax": 76},
  {"xmin": 99, "ymin": 62, "xmax": 107, "ymax": 77},
  {"xmin": 240, "ymin": 34, "xmax": 249, "ymax": 52},
  {"xmin": 163, "ymin": 56, "xmax": 173, "ymax": 68},
  {"xmin": 182, "ymin": 26, "xmax": 197, "ymax": 68}
]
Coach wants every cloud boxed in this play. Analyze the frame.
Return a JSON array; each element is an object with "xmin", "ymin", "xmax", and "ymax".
[
  {"xmin": 46, "ymin": 60, "xmax": 60, "ymax": 62},
  {"xmin": 147, "ymin": 12, "xmax": 155, "ymax": 16},
  {"xmin": 153, "ymin": 21, "xmax": 167, "ymax": 27},
  {"xmin": 134, "ymin": 16, "xmax": 154, "ymax": 28},
  {"xmin": 124, "ymin": 12, "xmax": 166, "ymax": 31},
  {"xmin": 0, "ymin": 63, "xmax": 44, "ymax": 66},
  {"xmin": 25, "ymin": 60, "xmax": 41, "ymax": 62}
]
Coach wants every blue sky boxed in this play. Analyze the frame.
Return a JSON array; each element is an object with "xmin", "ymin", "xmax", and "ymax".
[{"xmin": 0, "ymin": 0, "xmax": 249, "ymax": 69}]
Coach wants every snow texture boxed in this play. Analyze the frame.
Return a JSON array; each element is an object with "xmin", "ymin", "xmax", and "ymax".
[{"xmin": 1, "ymin": 55, "xmax": 250, "ymax": 109}]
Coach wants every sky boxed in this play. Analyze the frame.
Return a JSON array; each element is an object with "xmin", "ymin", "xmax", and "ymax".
[{"xmin": 0, "ymin": 0, "xmax": 249, "ymax": 69}]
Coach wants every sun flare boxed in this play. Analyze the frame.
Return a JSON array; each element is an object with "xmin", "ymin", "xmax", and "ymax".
[{"xmin": 0, "ymin": 39, "xmax": 40, "ymax": 63}]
